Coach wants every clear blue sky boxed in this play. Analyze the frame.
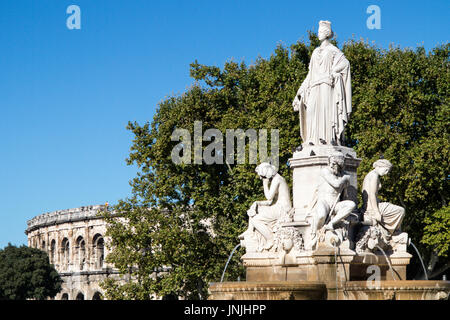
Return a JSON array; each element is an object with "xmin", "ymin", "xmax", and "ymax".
[{"xmin": 0, "ymin": 0, "xmax": 448, "ymax": 248}]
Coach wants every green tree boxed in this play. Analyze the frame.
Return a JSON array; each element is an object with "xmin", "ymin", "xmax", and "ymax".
[
  {"xmin": 343, "ymin": 42, "xmax": 450, "ymax": 278},
  {"xmin": 0, "ymin": 244, "xmax": 62, "ymax": 300},
  {"xmin": 102, "ymin": 33, "xmax": 449, "ymax": 298},
  {"xmin": 421, "ymin": 206, "xmax": 450, "ymax": 278}
]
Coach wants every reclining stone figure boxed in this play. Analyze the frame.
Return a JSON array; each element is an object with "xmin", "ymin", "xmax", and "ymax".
[{"xmin": 310, "ymin": 151, "xmax": 356, "ymax": 248}]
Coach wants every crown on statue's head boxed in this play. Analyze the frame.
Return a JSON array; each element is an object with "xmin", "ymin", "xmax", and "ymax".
[{"xmin": 319, "ymin": 20, "xmax": 332, "ymax": 31}]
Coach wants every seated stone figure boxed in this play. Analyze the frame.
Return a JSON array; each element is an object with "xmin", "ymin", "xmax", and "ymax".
[
  {"xmin": 356, "ymin": 159, "xmax": 407, "ymax": 253},
  {"xmin": 361, "ymin": 159, "xmax": 405, "ymax": 235},
  {"xmin": 310, "ymin": 152, "xmax": 356, "ymax": 247},
  {"xmin": 239, "ymin": 163, "xmax": 293, "ymax": 252}
]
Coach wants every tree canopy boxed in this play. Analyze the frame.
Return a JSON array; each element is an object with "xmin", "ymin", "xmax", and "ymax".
[
  {"xmin": 0, "ymin": 244, "xmax": 62, "ymax": 300},
  {"xmin": 102, "ymin": 32, "xmax": 449, "ymax": 299}
]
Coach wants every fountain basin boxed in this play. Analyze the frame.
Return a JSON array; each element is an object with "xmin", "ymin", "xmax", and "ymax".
[
  {"xmin": 208, "ymin": 281, "xmax": 327, "ymax": 300},
  {"xmin": 209, "ymin": 280, "xmax": 450, "ymax": 300},
  {"xmin": 331, "ymin": 280, "xmax": 450, "ymax": 300}
]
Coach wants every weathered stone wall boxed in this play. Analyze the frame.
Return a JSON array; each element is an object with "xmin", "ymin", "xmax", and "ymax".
[{"xmin": 25, "ymin": 205, "xmax": 123, "ymax": 300}]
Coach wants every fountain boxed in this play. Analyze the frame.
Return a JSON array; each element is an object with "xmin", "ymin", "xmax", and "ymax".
[
  {"xmin": 208, "ymin": 20, "xmax": 449, "ymax": 301},
  {"xmin": 209, "ymin": 152, "xmax": 449, "ymax": 299}
]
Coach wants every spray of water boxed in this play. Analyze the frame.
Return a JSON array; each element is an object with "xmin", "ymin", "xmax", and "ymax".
[
  {"xmin": 376, "ymin": 245, "xmax": 396, "ymax": 281},
  {"xmin": 220, "ymin": 243, "xmax": 241, "ymax": 283},
  {"xmin": 409, "ymin": 241, "xmax": 429, "ymax": 280}
]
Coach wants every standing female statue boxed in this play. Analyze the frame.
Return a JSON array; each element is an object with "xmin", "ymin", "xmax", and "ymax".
[
  {"xmin": 293, "ymin": 20, "xmax": 352, "ymax": 146},
  {"xmin": 361, "ymin": 159, "xmax": 405, "ymax": 235}
]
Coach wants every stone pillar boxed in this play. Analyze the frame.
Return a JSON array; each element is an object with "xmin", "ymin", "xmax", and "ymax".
[
  {"xmin": 44, "ymin": 230, "xmax": 49, "ymax": 252},
  {"xmin": 57, "ymin": 233, "xmax": 61, "ymax": 270},
  {"xmin": 84, "ymin": 225, "xmax": 90, "ymax": 271},
  {"xmin": 311, "ymin": 245, "xmax": 355, "ymax": 284}
]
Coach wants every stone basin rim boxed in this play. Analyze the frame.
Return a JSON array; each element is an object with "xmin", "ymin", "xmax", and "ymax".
[
  {"xmin": 341, "ymin": 280, "xmax": 450, "ymax": 289},
  {"xmin": 210, "ymin": 281, "xmax": 327, "ymax": 290},
  {"xmin": 210, "ymin": 280, "xmax": 450, "ymax": 291}
]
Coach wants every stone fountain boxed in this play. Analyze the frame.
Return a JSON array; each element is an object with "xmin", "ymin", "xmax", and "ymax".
[{"xmin": 209, "ymin": 20, "xmax": 450, "ymax": 300}]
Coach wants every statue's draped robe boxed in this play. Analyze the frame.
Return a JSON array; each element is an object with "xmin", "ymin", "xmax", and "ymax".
[
  {"xmin": 295, "ymin": 44, "xmax": 352, "ymax": 145},
  {"xmin": 362, "ymin": 180, "xmax": 406, "ymax": 235},
  {"xmin": 251, "ymin": 201, "xmax": 287, "ymax": 252}
]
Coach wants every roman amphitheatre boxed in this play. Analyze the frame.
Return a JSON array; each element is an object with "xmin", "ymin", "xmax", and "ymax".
[{"xmin": 25, "ymin": 205, "xmax": 123, "ymax": 300}]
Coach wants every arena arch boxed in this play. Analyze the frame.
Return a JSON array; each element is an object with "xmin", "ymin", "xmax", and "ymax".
[
  {"xmin": 75, "ymin": 236, "xmax": 86, "ymax": 270},
  {"xmin": 76, "ymin": 292, "xmax": 84, "ymax": 300},
  {"xmin": 61, "ymin": 238, "xmax": 70, "ymax": 270},
  {"xmin": 93, "ymin": 234, "xmax": 105, "ymax": 269},
  {"xmin": 92, "ymin": 291, "xmax": 102, "ymax": 300}
]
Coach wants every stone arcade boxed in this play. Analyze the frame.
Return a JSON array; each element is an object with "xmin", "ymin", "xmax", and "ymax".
[{"xmin": 209, "ymin": 20, "xmax": 450, "ymax": 300}]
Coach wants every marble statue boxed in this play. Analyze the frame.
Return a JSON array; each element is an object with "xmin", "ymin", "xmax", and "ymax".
[
  {"xmin": 310, "ymin": 151, "xmax": 356, "ymax": 246},
  {"xmin": 234, "ymin": 22, "xmax": 418, "ymax": 289},
  {"xmin": 239, "ymin": 163, "xmax": 293, "ymax": 252},
  {"xmin": 361, "ymin": 159, "xmax": 405, "ymax": 234},
  {"xmin": 356, "ymin": 159, "xmax": 407, "ymax": 253},
  {"xmin": 293, "ymin": 20, "xmax": 352, "ymax": 146}
]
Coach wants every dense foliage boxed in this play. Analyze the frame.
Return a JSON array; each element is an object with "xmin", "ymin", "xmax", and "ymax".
[
  {"xmin": 0, "ymin": 244, "xmax": 62, "ymax": 300},
  {"xmin": 102, "ymin": 32, "xmax": 449, "ymax": 298}
]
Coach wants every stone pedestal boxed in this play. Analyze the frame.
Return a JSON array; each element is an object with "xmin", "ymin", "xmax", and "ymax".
[
  {"xmin": 242, "ymin": 245, "xmax": 356, "ymax": 284},
  {"xmin": 241, "ymin": 247, "xmax": 412, "ymax": 283}
]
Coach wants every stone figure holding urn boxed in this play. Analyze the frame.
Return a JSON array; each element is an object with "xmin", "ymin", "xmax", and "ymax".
[{"xmin": 293, "ymin": 20, "xmax": 352, "ymax": 146}]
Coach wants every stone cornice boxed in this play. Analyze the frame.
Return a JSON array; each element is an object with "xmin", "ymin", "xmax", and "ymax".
[
  {"xmin": 59, "ymin": 269, "xmax": 121, "ymax": 277},
  {"xmin": 289, "ymin": 155, "xmax": 361, "ymax": 169},
  {"xmin": 25, "ymin": 205, "xmax": 109, "ymax": 234},
  {"xmin": 288, "ymin": 145, "xmax": 361, "ymax": 169}
]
